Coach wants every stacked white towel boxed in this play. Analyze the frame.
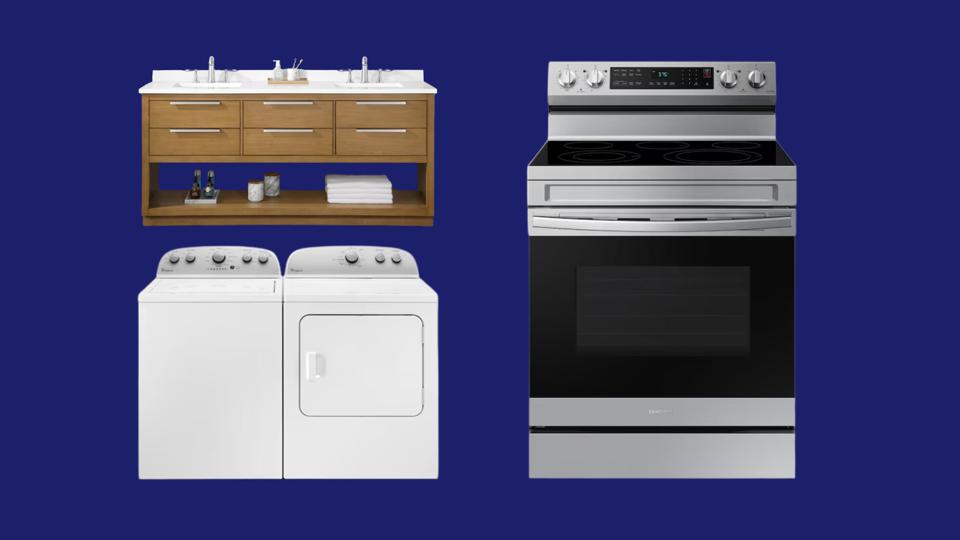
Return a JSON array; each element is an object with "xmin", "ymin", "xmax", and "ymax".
[{"xmin": 325, "ymin": 174, "xmax": 393, "ymax": 204}]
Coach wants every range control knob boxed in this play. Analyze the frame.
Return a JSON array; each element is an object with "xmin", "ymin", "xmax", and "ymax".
[
  {"xmin": 185, "ymin": 254, "xmax": 196, "ymax": 263},
  {"xmin": 375, "ymin": 253, "xmax": 386, "ymax": 264},
  {"xmin": 242, "ymin": 254, "xmax": 253, "ymax": 263},
  {"xmin": 719, "ymin": 69, "xmax": 738, "ymax": 88},
  {"xmin": 212, "ymin": 253, "xmax": 226, "ymax": 264},
  {"xmin": 747, "ymin": 69, "xmax": 766, "ymax": 89},
  {"xmin": 390, "ymin": 253, "xmax": 402, "ymax": 264},
  {"xmin": 345, "ymin": 252, "xmax": 359, "ymax": 264},
  {"xmin": 258, "ymin": 254, "xmax": 269, "ymax": 264},
  {"xmin": 557, "ymin": 67, "xmax": 577, "ymax": 89},
  {"xmin": 586, "ymin": 66, "xmax": 605, "ymax": 88},
  {"xmin": 168, "ymin": 254, "xmax": 180, "ymax": 264}
]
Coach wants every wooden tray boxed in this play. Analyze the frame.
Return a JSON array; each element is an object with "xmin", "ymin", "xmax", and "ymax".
[{"xmin": 268, "ymin": 78, "xmax": 309, "ymax": 85}]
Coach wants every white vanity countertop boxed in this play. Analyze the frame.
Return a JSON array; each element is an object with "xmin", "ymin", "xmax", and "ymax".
[{"xmin": 139, "ymin": 69, "xmax": 437, "ymax": 94}]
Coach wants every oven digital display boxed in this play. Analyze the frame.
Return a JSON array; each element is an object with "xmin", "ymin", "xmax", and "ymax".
[{"xmin": 610, "ymin": 67, "xmax": 714, "ymax": 89}]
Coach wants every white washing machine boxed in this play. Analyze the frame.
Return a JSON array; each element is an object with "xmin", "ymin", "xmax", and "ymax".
[
  {"xmin": 138, "ymin": 246, "xmax": 282, "ymax": 479},
  {"xmin": 283, "ymin": 246, "xmax": 438, "ymax": 479}
]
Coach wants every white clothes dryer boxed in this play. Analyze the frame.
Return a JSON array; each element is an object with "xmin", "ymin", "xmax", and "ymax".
[
  {"xmin": 138, "ymin": 246, "xmax": 282, "ymax": 479},
  {"xmin": 283, "ymin": 246, "xmax": 438, "ymax": 479}
]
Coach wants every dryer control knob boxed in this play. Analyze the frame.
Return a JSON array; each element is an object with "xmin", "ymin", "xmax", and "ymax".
[
  {"xmin": 212, "ymin": 253, "xmax": 226, "ymax": 264},
  {"xmin": 391, "ymin": 253, "xmax": 402, "ymax": 264},
  {"xmin": 345, "ymin": 252, "xmax": 359, "ymax": 264},
  {"xmin": 242, "ymin": 254, "xmax": 253, "ymax": 263},
  {"xmin": 375, "ymin": 253, "xmax": 386, "ymax": 263},
  {"xmin": 185, "ymin": 254, "xmax": 196, "ymax": 263},
  {"xmin": 168, "ymin": 254, "xmax": 180, "ymax": 264},
  {"xmin": 719, "ymin": 69, "xmax": 739, "ymax": 88},
  {"xmin": 258, "ymin": 255, "xmax": 269, "ymax": 264}
]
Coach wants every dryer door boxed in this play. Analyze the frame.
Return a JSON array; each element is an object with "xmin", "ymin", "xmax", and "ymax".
[{"xmin": 299, "ymin": 315, "xmax": 423, "ymax": 416}]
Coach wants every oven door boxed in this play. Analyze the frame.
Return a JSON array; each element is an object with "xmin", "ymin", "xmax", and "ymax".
[{"xmin": 529, "ymin": 208, "xmax": 795, "ymax": 426}]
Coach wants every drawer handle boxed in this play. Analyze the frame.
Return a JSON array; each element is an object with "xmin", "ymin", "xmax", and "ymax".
[
  {"xmin": 262, "ymin": 101, "xmax": 314, "ymax": 105},
  {"xmin": 262, "ymin": 129, "xmax": 314, "ymax": 133},
  {"xmin": 355, "ymin": 129, "xmax": 407, "ymax": 133},
  {"xmin": 169, "ymin": 101, "xmax": 221, "ymax": 106},
  {"xmin": 355, "ymin": 101, "xmax": 407, "ymax": 105},
  {"xmin": 169, "ymin": 129, "xmax": 221, "ymax": 133}
]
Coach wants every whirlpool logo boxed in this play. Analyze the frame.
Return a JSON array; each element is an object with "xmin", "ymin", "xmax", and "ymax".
[{"xmin": 647, "ymin": 408, "xmax": 673, "ymax": 415}]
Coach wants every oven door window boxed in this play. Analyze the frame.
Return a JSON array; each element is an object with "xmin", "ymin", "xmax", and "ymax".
[{"xmin": 530, "ymin": 237, "xmax": 793, "ymax": 398}]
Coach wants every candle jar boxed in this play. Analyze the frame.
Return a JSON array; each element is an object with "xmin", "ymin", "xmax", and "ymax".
[
  {"xmin": 264, "ymin": 172, "xmax": 280, "ymax": 197},
  {"xmin": 247, "ymin": 180, "xmax": 265, "ymax": 202}
]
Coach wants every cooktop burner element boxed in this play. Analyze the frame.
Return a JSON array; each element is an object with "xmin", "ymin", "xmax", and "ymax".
[{"xmin": 531, "ymin": 140, "xmax": 793, "ymax": 166}]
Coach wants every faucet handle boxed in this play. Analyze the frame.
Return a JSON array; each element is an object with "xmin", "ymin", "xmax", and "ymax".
[{"xmin": 338, "ymin": 68, "xmax": 352, "ymax": 83}]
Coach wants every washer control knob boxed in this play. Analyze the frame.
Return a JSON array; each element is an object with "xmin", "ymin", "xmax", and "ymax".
[
  {"xmin": 212, "ymin": 253, "xmax": 226, "ymax": 264},
  {"xmin": 258, "ymin": 254, "xmax": 269, "ymax": 264},
  {"xmin": 719, "ymin": 69, "xmax": 738, "ymax": 88},
  {"xmin": 345, "ymin": 252, "xmax": 359, "ymax": 264},
  {"xmin": 242, "ymin": 254, "xmax": 253, "ymax": 263},
  {"xmin": 375, "ymin": 253, "xmax": 386, "ymax": 263},
  {"xmin": 747, "ymin": 69, "xmax": 766, "ymax": 89},
  {"xmin": 586, "ymin": 66, "xmax": 604, "ymax": 88},
  {"xmin": 185, "ymin": 254, "xmax": 196, "ymax": 263},
  {"xmin": 390, "ymin": 253, "xmax": 402, "ymax": 264},
  {"xmin": 168, "ymin": 254, "xmax": 180, "ymax": 264},
  {"xmin": 557, "ymin": 66, "xmax": 577, "ymax": 89}
]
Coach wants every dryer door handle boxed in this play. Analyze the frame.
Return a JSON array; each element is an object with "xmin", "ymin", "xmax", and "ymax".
[{"xmin": 304, "ymin": 352, "xmax": 325, "ymax": 381}]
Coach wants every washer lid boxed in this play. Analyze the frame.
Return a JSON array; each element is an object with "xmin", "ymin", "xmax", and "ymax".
[{"xmin": 139, "ymin": 278, "xmax": 281, "ymax": 303}]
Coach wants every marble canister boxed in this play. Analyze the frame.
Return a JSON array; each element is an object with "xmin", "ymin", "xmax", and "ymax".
[
  {"xmin": 264, "ymin": 172, "xmax": 280, "ymax": 197},
  {"xmin": 248, "ymin": 180, "xmax": 264, "ymax": 202}
]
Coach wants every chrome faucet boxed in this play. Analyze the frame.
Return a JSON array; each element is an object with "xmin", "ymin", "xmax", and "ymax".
[
  {"xmin": 208, "ymin": 56, "xmax": 215, "ymax": 83},
  {"xmin": 361, "ymin": 56, "xmax": 369, "ymax": 83}
]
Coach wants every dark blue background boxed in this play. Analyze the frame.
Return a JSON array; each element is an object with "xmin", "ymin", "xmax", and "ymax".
[{"xmin": 8, "ymin": 0, "xmax": 955, "ymax": 536}]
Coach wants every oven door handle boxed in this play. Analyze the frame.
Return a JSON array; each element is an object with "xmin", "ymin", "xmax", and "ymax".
[{"xmin": 531, "ymin": 215, "xmax": 793, "ymax": 233}]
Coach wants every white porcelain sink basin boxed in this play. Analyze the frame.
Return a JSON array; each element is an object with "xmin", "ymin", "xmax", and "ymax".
[
  {"xmin": 335, "ymin": 82, "xmax": 404, "ymax": 89},
  {"xmin": 176, "ymin": 82, "xmax": 243, "ymax": 88}
]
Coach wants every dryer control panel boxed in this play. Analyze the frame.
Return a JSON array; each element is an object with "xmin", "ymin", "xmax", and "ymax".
[
  {"xmin": 157, "ymin": 246, "xmax": 280, "ymax": 277},
  {"xmin": 285, "ymin": 246, "xmax": 419, "ymax": 277}
]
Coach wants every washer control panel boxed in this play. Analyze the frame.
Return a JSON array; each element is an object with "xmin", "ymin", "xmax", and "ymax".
[
  {"xmin": 157, "ymin": 246, "xmax": 280, "ymax": 276},
  {"xmin": 285, "ymin": 246, "xmax": 418, "ymax": 277}
]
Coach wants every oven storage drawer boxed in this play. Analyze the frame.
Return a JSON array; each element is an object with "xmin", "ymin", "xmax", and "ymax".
[
  {"xmin": 336, "ymin": 128, "xmax": 427, "ymax": 155},
  {"xmin": 149, "ymin": 128, "xmax": 240, "ymax": 156},
  {"xmin": 149, "ymin": 100, "xmax": 241, "ymax": 128},
  {"xmin": 530, "ymin": 432, "xmax": 795, "ymax": 478},
  {"xmin": 243, "ymin": 128, "xmax": 333, "ymax": 156},
  {"xmin": 336, "ymin": 100, "xmax": 427, "ymax": 128},
  {"xmin": 528, "ymin": 180, "xmax": 796, "ymax": 207},
  {"xmin": 243, "ymin": 100, "xmax": 333, "ymax": 128}
]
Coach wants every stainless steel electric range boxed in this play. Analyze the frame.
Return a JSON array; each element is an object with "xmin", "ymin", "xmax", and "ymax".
[{"xmin": 528, "ymin": 61, "xmax": 796, "ymax": 478}]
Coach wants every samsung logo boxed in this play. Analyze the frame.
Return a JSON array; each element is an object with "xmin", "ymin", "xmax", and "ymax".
[{"xmin": 647, "ymin": 409, "xmax": 673, "ymax": 415}]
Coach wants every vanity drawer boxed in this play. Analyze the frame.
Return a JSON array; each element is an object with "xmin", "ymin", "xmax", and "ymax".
[
  {"xmin": 149, "ymin": 128, "xmax": 240, "ymax": 155},
  {"xmin": 336, "ymin": 100, "xmax": 427, "ymax": 128},
  {"xmin": 336, "ymin": 128, "xmax": 426, "ymax": 156},
  {"xmin": 244, "ymin": 100, "xmax": 333, "ymax": 128},
  {"xmin": 149, "ymin": 100, "xmax": 240, "ymax": 128},
  {"xmin": 244, "ymin": 128, "xmax": 333, "ymax": 156}
]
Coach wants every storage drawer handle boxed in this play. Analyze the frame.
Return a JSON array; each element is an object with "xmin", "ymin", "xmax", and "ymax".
[
  {"xmin": 355, "ymin": 101, "xmax": 407, "ymax": 106},
  {"xmin": 168, "ymin": 101, "xmax": 221, "ymax": 105},
  {"xmin": 262, "ymin": 101, "xmax": 314, "ymax": 105},
  {"xmin": 262, "ymin": 129, "xmax": 314, "ymax": 133},
  {"xmin": 168, "ymin": 129, "xmax": 221, "ymax": 133},
  {"xmin": 355, "ymin": 129, "xmax": 407, "ymax": 133}
]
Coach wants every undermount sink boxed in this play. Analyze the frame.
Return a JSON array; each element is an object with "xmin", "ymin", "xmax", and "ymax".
[
  {"xmin": 335, "ymin": 82, "xmax": 404, "ymax": 89},
  {"xmin": 176, "ymin": 82, "xmax": 242, "ymax": 88}
]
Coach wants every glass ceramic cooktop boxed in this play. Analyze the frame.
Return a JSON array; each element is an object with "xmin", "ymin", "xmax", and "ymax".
[{"xmin": 530, "ymin": 141, "xmax": 794, "ymax": 166}]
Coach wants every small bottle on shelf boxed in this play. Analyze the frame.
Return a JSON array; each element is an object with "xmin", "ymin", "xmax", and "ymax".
[
  {"xmin": 204, "ymin": 170, "xmax": 216, "ymax": 198},
  {"xmin": 189, "ymin": 169, "xmax": 202, "ymax": 199}
]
